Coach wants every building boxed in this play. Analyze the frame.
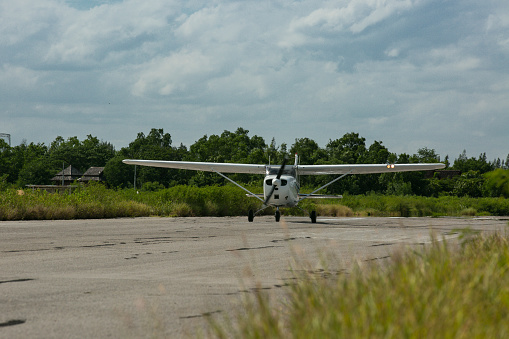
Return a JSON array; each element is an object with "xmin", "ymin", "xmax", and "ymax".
[
  {"xmin": 51, "ymin": 165, "xmax": 83, "ymax": 185},
  {"xmin": 80, "ymin": 167, "xmax": 105, "ymax": 183}
]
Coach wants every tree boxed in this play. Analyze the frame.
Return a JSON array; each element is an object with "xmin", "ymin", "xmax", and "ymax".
[
  {"xmin": 48, "ymin": 135, "xmax": 115, "ymax": 174},
  {"xmin": 411, "ymin": 147, "xmax": 440, "ymax": 163},
  {"xmin": 365, "ymin": 140, "xmax": 391, "ymax": 164},
  {"xmin": 485, "ymin": 169, "xmax": 509, "ymax": 198},
  {"xmin": 15, "ymin": 142, "xmax": 51, "ymax": 186},
  {"xmin": 116, "ymin": 128, "xmax": 183, "ymax": 187},
  {"xmin": 326, "ymin": 132, "xmax": 367, "ymax": 164},
  {"xmin": 453, "ymin": 171, "xmax": 485, "ymax": 197},
  {"xmin": 103, "ymin": 155, "xmax": 134, "ymax": 188},
  {"xmin": 452, "ymin": 150, "xmax": 494, "ymax": 174},
  {"xmin": 290, "ymin": 138, "xmax": 326, "ymax": 165}
]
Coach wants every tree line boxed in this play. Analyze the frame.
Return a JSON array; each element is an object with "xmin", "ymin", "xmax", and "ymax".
[{"xmin": 1, "ymin": 128, "xmax": 508, "ymax": 197}]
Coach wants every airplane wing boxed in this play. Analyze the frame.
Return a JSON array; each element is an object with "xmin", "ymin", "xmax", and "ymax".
[
  {"xmin": 123, "ymin": 159, "xmax": 445, "ymax": 175},
  {"xmin": 122, "ymin": 159, "xmax": 267, "ymax": 174},
  {"xmin": 296, "ymin": 163, "xmax": 446, "ymax": 175}
]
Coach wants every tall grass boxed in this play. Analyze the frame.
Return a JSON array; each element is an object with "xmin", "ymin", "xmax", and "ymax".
[
  {"xmin": 0, "ymin": 184, "xmax": 151, "ymax": 220},
  {"xmin": 0, "ymin": 184, "xmax": 261, "ymax": 221},
  {"xmin": 209, "ymin": 231, "xmax": 509, "ymax": 338},
  {"xmin": 336, "ymin": 194, "xmax": 509, "ymax": 217},
  {"xmin": 1, "ymin": 185, "xmax": 508, "ymax": 221}
]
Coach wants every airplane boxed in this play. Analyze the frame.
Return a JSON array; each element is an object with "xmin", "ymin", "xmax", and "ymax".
[{"xmin": 122, "ymin": 156, "xmax": 445, "ymax": 223}]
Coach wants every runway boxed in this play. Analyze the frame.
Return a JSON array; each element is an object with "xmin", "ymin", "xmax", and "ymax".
[{"xmin": 1, "ymin": 216, "xmax": 507, "ymax": 338}]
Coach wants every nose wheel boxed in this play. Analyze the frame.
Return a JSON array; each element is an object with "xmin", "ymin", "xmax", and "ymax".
[{"xmin": 275, "ymin": 208, "xmax": 281, "ymax": 222}]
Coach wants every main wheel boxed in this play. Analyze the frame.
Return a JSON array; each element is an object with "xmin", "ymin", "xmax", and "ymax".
[
  {"xmin": 275, "ymin": 210, "xmax": 281, "ymax": 222},
  {"xmin": 248, "ymin": 209, "xmax": 254, "ymax": 222},
  {"xmin": 310, "ymin": 211, "xmax": 317, "ymax": 223}
]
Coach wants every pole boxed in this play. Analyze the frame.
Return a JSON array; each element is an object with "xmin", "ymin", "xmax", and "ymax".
[{"xmin": 134, "ymin": 165, "xmax": 137, "ymax": 190}]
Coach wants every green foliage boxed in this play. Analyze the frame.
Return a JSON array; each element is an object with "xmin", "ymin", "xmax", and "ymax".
[
  {"xmin": 452, "ymin": 171, "xmax": 486, "ymax": 197},
  {"xmin": 485, "ymin": 169, "xmax": 509, "ymax": 198},
  {"xmin": 209, "ymin": 232, "xmax": 509, "ymax": 338},
  {"xmin": 114, "ymin": 128, "xmax": 186, "ymax": 187},
  {"xmin": 2, "ymin": 127, "xmax": 507, "ymax": 198},
  {"xmin": 453, "ymin": 150, "xmax": 494, "ymax": 174},
  {"xmin": 48, "ymin": 134, "xmax": 115, "ymax": 172}
]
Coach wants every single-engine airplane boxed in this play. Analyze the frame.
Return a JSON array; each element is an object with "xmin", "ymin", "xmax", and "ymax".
[{"xmin": 122, "ymin": 156, "xmax": 445, "ymax": 223}]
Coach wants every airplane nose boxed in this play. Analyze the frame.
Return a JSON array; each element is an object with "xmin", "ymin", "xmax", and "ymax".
[{"xmin": 272, "ymin": 178, "xmax": 281, "ymax": 186}]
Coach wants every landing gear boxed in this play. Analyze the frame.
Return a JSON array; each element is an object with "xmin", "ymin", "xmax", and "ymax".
[
  {"xmin": 275, "ymin": 208, "xmax": 281, "ymax": 222},
  {"xmin": 248, "ymin": 209, "xmax": 254, "ymax": 222},
  {"xmin": 310, "ymin": 210, "xmax": 317, "ymax": 223}
]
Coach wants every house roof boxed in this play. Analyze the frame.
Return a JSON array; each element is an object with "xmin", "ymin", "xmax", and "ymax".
[
  {"xmin": 82, "ymin": 167, "xmax": 104, "ymax": 176},
  {"xmin": 81, "ymin": 167, "xmax": 105, "ymax": 181},
  {"xmin": 51, "ymin": 165, "xmax": 83, "ymax": 181}
]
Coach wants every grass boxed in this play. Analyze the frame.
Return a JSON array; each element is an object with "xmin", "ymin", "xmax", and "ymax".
[
  {"xmin": 1, "ymin": 184, "xmax": 509, "ymax": 221},
  {"xmin": 208, "ymin": 230, "xmax": 509, "ymax": 338},
  {"xmin": 336, "ymin": 194, "xmax": 509, "ymax": 217},
  {"xmin": 0, "ymin": 184, "xmax": 152, "ymax": 220}
]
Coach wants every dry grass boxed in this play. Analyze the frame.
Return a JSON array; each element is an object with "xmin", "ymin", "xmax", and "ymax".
[{"xmin": 208, "ymin": 231, "xmax": 509, "ymax": 338}]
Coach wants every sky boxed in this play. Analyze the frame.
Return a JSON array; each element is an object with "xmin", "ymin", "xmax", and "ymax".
[{"xmin": 1, "ymin": 0, "xmax": 508, "ymax": 162}]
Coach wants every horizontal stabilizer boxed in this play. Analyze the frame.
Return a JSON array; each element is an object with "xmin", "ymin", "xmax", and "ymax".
[{"xmin": 299, "ymin": 194, "xmax": 343, "ymax": 199}]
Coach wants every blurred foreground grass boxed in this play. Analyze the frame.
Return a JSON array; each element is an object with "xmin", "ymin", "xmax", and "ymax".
[{"xmin": 208, "ymin": 230, "xmax": 509, "ymax": 338}]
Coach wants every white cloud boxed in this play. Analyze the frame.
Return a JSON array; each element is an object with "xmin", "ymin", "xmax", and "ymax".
[
  {"xmin": 0, "ymin": 64, "xmax": 39, "ymax": 89},
  {"xmin": 43, "ymin": 1, "xmax": 174, "ymax": 67},
  {"xmin": 288, "ymin": 0, "xmax": 416, "ymax": 38},
  {"xmin": 0, "ymin": 0, "xmax": 508, "ymax": 160},
  {"xmin": 132, "ymin": 50, "xmax": 216, "ymax": 97},
  {"xmin": 0, "ymin": 0, "xmax": 65, "ymax": 45}
]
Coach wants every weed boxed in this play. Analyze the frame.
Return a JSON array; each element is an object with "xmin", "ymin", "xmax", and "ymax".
[
  {"xmin": 209, "ymin": 232, "xmax": 509, "ymax": 338},
  {"xmin": 1, "ymin": 185, "xmax": 508, "ymax": 220}
]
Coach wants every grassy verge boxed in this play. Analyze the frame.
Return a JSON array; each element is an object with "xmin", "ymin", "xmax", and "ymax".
[
  {"xmin": 1, "ymin": 184, "xmax": 508, "ymax": 221},
  {"xmin": 208, "ymin": 231, "xmax": 509, "ymax": 338},
  {"xmin": 313, "ymin": 194, "xmax": 509, "ymax": 217},
  {"xmin": 0, "ymin": 184, "xmax": 261, "ymax": 220},
  {"xmin": 0, "ymin": 184, "xmax": 152, "ymax": 220}
]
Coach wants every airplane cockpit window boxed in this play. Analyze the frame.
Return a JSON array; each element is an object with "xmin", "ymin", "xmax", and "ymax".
[
  {"xmin": 265, "ymin": 179, "xmax": 288, "ymax": 186},
  {"xmin": 266, "ymin": 167, "xmax": 296, "ymax": 177}
]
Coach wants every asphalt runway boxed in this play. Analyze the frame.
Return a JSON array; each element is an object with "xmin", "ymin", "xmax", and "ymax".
[{"xmin": 1, "ymin": 216, "xmax": 508, "ymax": 338}]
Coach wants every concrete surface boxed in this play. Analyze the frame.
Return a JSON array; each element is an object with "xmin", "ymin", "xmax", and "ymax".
[{"xmin": 1, "ymin": 216, "xmax": 508, "ymax": 338}]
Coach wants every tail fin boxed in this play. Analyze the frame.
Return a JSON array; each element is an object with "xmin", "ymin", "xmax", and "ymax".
[{"xmin": 294, "ymin": 153, "xmax": 299, "ymax": 166}]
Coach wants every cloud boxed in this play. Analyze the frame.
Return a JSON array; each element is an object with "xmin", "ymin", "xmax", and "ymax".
[
  {"xmin": 0, "ymin": 0, "xmax": 508, "ymax": 161},
  {"xmin": 132, "ymin": 50, "xmax": 216, "ymax": 97},
  {"xmin": 287, "ymin": 0, "xmax": 416, "ymax": 42}
]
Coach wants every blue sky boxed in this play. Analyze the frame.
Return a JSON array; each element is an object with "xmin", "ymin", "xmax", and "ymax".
[{"xmin": 1, "ymin": 0, "xmax": 508, "ymax": 161}]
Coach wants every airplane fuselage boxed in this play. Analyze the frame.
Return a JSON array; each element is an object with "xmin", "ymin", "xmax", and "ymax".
[
  {"xmin": 263, "ymin": 174, "xmax": 300, "ymax": 207},
  {"xmin": 263, "ymin": 165, "xmax": 300, "ymax": 207}
]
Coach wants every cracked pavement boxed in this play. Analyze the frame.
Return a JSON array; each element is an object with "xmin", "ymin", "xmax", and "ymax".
[{"xmin": 1, "ymin": 216, "xmax": 507, "ymax": 338}]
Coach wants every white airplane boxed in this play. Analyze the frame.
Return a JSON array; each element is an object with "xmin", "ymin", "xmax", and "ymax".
[{"xmin": 122, "ymin": 156, "xmax": 445, "ymax": 223}]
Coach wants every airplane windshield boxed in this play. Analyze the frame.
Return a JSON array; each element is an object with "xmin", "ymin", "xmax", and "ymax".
[{"xmin": 266, "ymin": 166, "xmax": 296, "ymax": 177}]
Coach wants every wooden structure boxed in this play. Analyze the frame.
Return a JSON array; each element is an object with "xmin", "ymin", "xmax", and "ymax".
[
  {"xmin": 80, "ymin": 167, "xmax": 105, "ymax": 183},
  {"xmin": 51, "ymin": 166, "xmax": 83, "ymax": 186}
]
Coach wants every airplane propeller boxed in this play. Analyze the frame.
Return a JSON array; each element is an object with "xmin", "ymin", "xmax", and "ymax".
[{"xmin": 264, "ymin": 156, "xmax": 288, "ymax": 205}]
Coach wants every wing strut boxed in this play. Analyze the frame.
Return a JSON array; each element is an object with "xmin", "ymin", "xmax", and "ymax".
[
  {"xmin": 212, "ymin": 169, "xmax": 265, "ymax": 204},
  {"xmin": 298, "ymin": 170, "xmax": 353, "ymax": 203}
]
